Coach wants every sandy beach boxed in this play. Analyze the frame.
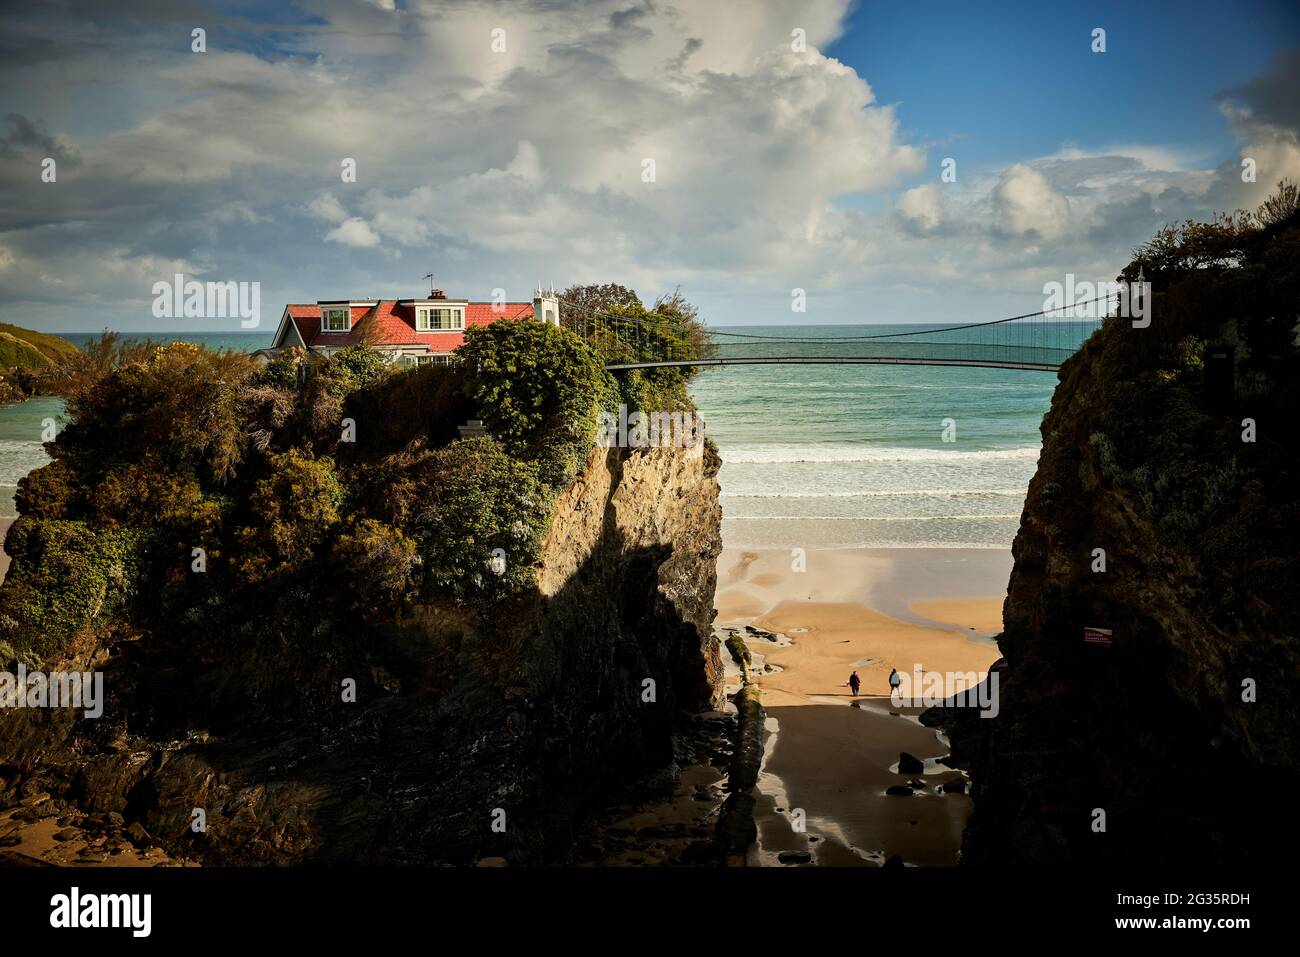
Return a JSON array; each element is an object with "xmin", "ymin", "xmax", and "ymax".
[
  {"xmin": 0, "ymin": 516, "xmax": 11, "ymax": 583},
  {"xmin": 715, "ymin": 547, "xmax": 1008, "ymax": 866}
]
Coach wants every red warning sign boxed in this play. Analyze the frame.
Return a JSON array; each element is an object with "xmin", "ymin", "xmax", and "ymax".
[{"xmin": 1083, "ymin": 627, "xmax": 1113, "ymax": 647}]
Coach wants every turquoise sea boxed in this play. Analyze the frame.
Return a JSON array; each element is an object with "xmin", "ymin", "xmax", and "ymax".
[
  {"xmin": 1, "ymin": 329, "xmax": 1059, "ymax": 544},
  {"xmin": 689, "ymin": 324, "xmax": 1067, "ymax": 549}
]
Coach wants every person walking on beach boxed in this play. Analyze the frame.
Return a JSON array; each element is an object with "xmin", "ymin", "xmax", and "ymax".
[
  {"xmin": 848, "ymin": 671, "xmax": 861, "ymax": 697},
  {"xmin": 888, "ymin": 668, "xmax": 901, "ymax": 699}
]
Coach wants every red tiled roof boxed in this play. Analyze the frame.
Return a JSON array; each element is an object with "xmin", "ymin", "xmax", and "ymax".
[{"xmin": 278, "ymin": 300, "xmax": 535, "ymax": 351}]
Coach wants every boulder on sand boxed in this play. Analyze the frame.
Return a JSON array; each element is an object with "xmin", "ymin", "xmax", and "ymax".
[{"xmin": 898, "ymin": 752, "xmax": 924, "ymax": 774}]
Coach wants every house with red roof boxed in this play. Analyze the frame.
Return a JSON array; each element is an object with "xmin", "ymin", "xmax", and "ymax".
[{"xmin": 260, "ymin": 286, "xmax": 560, "ymax": 366}]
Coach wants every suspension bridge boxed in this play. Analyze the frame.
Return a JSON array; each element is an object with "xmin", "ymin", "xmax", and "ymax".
[{"xmin": 562, "ymin": 297, "xmax": 1120, "ymax": 373}]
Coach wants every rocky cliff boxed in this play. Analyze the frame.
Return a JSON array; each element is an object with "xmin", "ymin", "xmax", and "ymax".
[
  {"xmin": 0, "ymin": 441, "xmax": 723, "ymax": 865},
  {"xmin": 946, "ymin": 301, "xmax": 1300, "ymax": 867}
]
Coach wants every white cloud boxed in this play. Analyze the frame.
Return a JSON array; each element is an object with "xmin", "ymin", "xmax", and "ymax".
[
  {"xmin": 995, "ymin": 164, "xmax": 1070, "ymax": 240},
  {"xmin": 1, "ymin": 0, "xmax": 1297, "ymax": 329},
  {"xmin": 898, "ymin": 184, "xmax": 942, "ymax": 230},
  {"xmin": 326, "ymin": 217, "xmax": 381, "ymax": 248},
  {"xmin": 307, "ymin": 192, "xmax": 350, "ymax": 224}
]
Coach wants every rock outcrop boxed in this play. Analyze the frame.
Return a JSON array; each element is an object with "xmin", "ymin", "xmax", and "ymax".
[
  {"xmin": 944, "ymin": 309, "xmax": 1300, "ymax": 867},
  {"xmin": 0, "ymin": 441, "xmax": 723, "ymax": 865}
]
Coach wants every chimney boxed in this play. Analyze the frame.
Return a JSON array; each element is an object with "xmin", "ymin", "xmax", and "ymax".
[
  {"xmin": 533, "ymin": 285, "xmax": 560, "ymax": 326},
  {"xmin": 429, "ymin": 288, "xmax": 447, "ymax": 300}
]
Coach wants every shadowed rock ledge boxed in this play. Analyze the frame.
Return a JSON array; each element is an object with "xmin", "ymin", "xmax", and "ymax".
[
  {"xmin": 937, "ymin": 285, "xmax": 1300, "ymax": 867},
  {"xmin": 0, "ymin": 441, "xmax": 724, "ymax": 865}
]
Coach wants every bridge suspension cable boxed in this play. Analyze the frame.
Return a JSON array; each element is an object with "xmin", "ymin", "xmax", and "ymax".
[{"xmin": 554, "ymin": 292, "xmax": 1116, "ymax": 372}]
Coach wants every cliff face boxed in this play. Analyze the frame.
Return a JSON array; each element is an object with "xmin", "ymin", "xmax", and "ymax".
[
  {"xmin": 0, "ymin": 442, "xmax": 723, "ymax": 864},
  {"xmin": 951, "ymin": 314, "xmax": 1300, "ymax": 867}
]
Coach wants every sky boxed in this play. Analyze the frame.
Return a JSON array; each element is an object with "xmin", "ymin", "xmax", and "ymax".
[{"xmin": 0, "ymin": 0, "xmax": 1298, "ymax": 332}]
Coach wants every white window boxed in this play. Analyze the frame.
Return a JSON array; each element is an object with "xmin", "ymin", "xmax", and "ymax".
[
  {"xmin": 416, "ymin": 306, "xmax": 464, "ymax": 331},
  {"xmin": 322, "ymin": 306, "xmax": 350, "ymax": 332}
]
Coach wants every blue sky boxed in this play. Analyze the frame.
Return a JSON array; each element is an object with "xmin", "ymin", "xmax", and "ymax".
[
  {"xmin": 1, "ymin": 0, "xmax": 1298, "ymax": 331},
  {"xmin": 832, "ymin": 0, "xmax": 1296, "ymax": 170}
]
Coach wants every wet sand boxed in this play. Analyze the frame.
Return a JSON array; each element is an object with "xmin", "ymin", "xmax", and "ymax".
[{"xmin": 715, "ymin": 547, "xmax": 1006, "ymax": 866}]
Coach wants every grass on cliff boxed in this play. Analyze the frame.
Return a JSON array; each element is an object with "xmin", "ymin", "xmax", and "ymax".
[
  {"xmin": 0, "ymin": 323, "xmax": 79, "ymax": 368},
  {"xmin": 0, "ymin": 323, "xmax": 81, "ymax": 404}
]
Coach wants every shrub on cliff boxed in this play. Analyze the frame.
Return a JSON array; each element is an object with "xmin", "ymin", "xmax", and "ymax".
[
  {"xmin": 411, "ymin": 435, "xmax": 550, "ymax": 600},
  {"xmin": 556, "ymin": 286, "xmax": 709, "ymax": 410},
  {"xmin": 0, "ymin": 518, "xmax": 147, "ymax": 658},
  {"xmin": 1084, "ymin": 179, "xmax": 1300, "ymax": 610},
  {"xmin": 296, "ymin": 346, "xmax": 396, "ymax": 446},
  {"xmin": 14, "ymin": 459, "xmax": 80, "ymax": 519},
  {"xmin": 233, "ymin": 449, "xmax": 344, "ymax": 584},
  {"xmin": 90, "ymin": 454, "xmax": 223, "ymax": 533},
  {"xmin": 253, "ymin": 347, "xmax": 307, "ymax": 391},
  {"xmin": 458, "ymin": 320, "xmax": 616, "ymax": 485},
  {"xmin": 341, "ymin": 361, "xmax": 475, "ymax": 460},
  {"xmin": 1128, "ymin": 179, "xmax": 1300, "ymax": 381},
  {"xmin": 333, "ymin": 518, "xmax": 419, "ymax": 614},
  {"xmin": 55, "ymin": 341, "xmax": 259, "ymax": 487}
]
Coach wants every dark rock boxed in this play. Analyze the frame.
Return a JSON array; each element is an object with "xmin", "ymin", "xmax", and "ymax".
[
  {"xmin": 680, "ymin": 840, "xmax": 719, "ymax": 865},
  {"xmin": 885, "ymin": 785, "xmax": 914, "ymax": 796},
  {"xmin": 882, "ymin": 853, "xmax": 904, "ymax": 869},
  {"xmin": 638, "ymin": 823, "xmax": 686, "ymax": 839},
  {"xmin": 53, "ymin": 828, "xmax": 79, "ymax": 842},
  {"xmin": 778, "ymin": 850, "xmax": 812, "ymax": 864},
  {"xmin": 941, "ymin": 779, "xmax": 966, "ymax": 794},
  {"xmin": 125, "ymin": 822, "xmax": 151, "ymax": 847},
  {"xmin": 951, "ymin": 251, "xmax": 1300, "ymax": 868},
  {"xmin": 898, "ymin": 752, "xmax": 925, "ymax": 774}
]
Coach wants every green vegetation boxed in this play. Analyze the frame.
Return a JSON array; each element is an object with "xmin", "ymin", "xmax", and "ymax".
[
  {"xmin": 723, "ymin": 630, "xmax": 750, "ymax": 671},
  {"xmin": 0, "ymin": 519, "xmax": 148, "ymax": 659},
  {"xmin": 0, "ymin": 311, "xmax": 631, "ymax": 663},
  {"xmin": 412, "ymin": 435, "xmax": 551, "ymax": 599},
  {"xmin": 0, "ymin": 323, "xmax": 79, "ymax": 368},
  {"xmin": 559, "ymin": 283, "xmax": 714, "ymax": 414},
  {"xmin": 1080, "ymin": 180, "xmax": 1300, "ymax": 628},
  {"xmin": 458, "ymin": 319, "xmax": 618, "ymax": 485}
]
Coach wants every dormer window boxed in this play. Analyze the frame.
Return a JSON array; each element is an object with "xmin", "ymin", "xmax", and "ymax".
[
  {"xmin": 417, "ymin": 306, "xmax": 464, "ymax": 331},
  {"xmin": 322, "ymin": 306, "xmax": 350, "ymax": 332}
]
